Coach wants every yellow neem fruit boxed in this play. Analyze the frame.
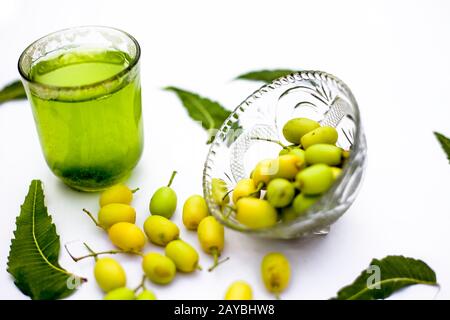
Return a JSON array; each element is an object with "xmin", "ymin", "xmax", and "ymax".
[
  {"xmin": 225, "ymin": 281, "xmax": 253, "ymax": 300},
  {"xmin": 136, "ymin": 290, "xmax": 157, "ymax": 300},
  {"xmin": 331, "ymin": 167, "xmax": 342, "ymax": 180},
  {"xmin": 182, "ymin": 195, "xmax": 209, "ymax": 230},
  {"xmin": 197, "ymin": 216, "xmax": 224, "ymax": 255},
  {"xmin": 165, "ymin": 239, "xmax": 199, "ymax": 273},
  {"xmin": 273, "ymin": 154, "xmax": 304, "ymax": 180},
  {"xmin": 251, "ymin": 159, "xmax": 277, "ymax": 186},
  {"xmin": 98, "ymin": 203, "xmax": 136, "ymax": 230},
  {"xmin": 142, "ymin": 252, "xmax": 176, "ymax": 285},
  {"xmin": 104, "ymin": 287, "xmax": 135, "ymax": 300},
  {"xmin": 232, "ymin": 178, "xmax": 260, "ymax": 204},
  {"xmin": 108, "ymin": 222, "xmax": 146, "ymax": 252},
  {"xmin": 94, "ymin": 257, "xmax": 127, "ymax": 293},
  {"xmin": 99, "ymin": 184, "xmax": 134, "ymax": 207},
  {"xmin": 261, "ymin": 252, "xmax": 291, "ymax": 296},
  {"xmin": 143, "ymin": 215, "xmax": 179, "ymax": 246},
  {"xmin": 236, "ymin": 198, "xmax": 277, "ymax": 229}
]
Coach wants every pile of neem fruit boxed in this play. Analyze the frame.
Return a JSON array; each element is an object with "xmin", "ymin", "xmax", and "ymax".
[
  {"xmin": 71, "ymin": 117, "xmax": 347, "ymax": 300},
  {"xmin": 218, "ymin": 117, "xmax": 350, "ymax": 229},
  {"xmin": 76, "ymin": 172, "xmax": 291, "ymax": 300}
]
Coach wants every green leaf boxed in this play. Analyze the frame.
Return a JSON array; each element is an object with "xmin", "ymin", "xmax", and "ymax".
[
  {"xmin": 164, "ymin": 86, "xmax": 231, "ymax": 143},
  {"xmin": 0, "ymin": 80, "xmax": 26, "ymax": 105},
  {"xmin": 434, "ymin": 131, "xmax": 450, "ymax": 163},
  {"xmin": 333, "ymin": 255, "xmax": 437, "ymax": 300},
  {"xmin": 235, "ymin": 69, "xmax": 298, "ymax": 83},
  {"xmin": 7, "ymin": 180, "xmax": 85, "ymax": 300}
]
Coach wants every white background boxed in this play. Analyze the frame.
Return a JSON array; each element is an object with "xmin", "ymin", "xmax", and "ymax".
[{"xmin": 0, "ymin": 0, "xmax": 449, "ymax": 300}]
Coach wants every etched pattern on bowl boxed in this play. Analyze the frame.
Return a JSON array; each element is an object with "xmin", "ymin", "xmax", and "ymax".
[{"xmin": 203, "ymin": 71, "xmax": 367, "ymax": 239}]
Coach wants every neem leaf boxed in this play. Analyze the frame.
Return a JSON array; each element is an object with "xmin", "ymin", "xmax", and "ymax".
[
  {"xmin": 334, "ymin": 255, "xmax": 437, "ymax": 300},
  {"xmin": 7, "ymin": 180, "xmax": 85, "ymax": 300},
  {"xmin": 434, "ymin": 132, "xmax": 450, "ymax": 164},
  {"xmin": 165, "ymin": 86, "xmax": 231, "ymax": 143},
  {"xmin": 0, "ymin": 80, "xmax": 26, "ymax": 105},
  {"xmin": 235, "ymin": 69, "xmax": 298, "ymax": 83}
]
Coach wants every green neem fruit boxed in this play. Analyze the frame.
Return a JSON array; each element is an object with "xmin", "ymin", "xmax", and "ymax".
[
  {"xmin": 266, "ymin": 178, "xmax": 295, "ymax": 208},
  {"xmin": 98, "ymin": 203, "xmax": 136, "ymax": 230},
  {"xmin": 289, "ymin": 147, "xmax": 306, "ymax": 161},
  {"xmin": 94, "ymin": 257, "xmax": 127, "ymax": 293},
  {"xmin": 136, "ymin": 290, "xmax": 157, "ymax": 300},
  {"xmin": 232, "ymin": 178, "xmax": 260, "ymax": 204},
  {"xmin": 278, "ymin": 145, "xmax": 295, "ymax": 156},
  {"xmin": 282, "ymin": 118, "xmax": 320, "ymax": 144},
  {"xmin": 236, "ymin": 198, "xmax": 278, "ymax": 229},
  {"xmin": 142, "ymin": 252, "xmax": 176, "ymax": 285},
  {"xmin": 293, "ymin": 194, "xmax": 320, "ymax": 215},
  {"xmin": 261, "ymin": 253, "xmax": 291, "ymax": 296},
  {"xmin": 280, "ymin": 206, "xmax": 298, "ymax": 222},
  {"xmin": 295, "ymin": 164, "xmax": 334, "ymax": 195},
  {"xmin": 305, "ymin": 144, "xmax": 342, "ymax": 166},
  {"xmin": 99, "ymin": 184, "xmax": 134, "ymax": 207},
  {"xmin": 143, "ymin": 215, "xmax": 179, "ymax": 246},
  {"xmin": 149, "ymin": 171, "xmax": 177, "ymax": 218},
  {"xmin": 104, "ymin": 287, "xmax": 135, "ymax": 300},
  {"xmin": 165, "ymin": 239, "xmax": 199, "ymax": 273},
  {"xmin": 212, "ymin": 178, "xmax": 230, "ymax": 205},
  {"xmin": 300, "ymin": 126, "xmax": 338, "ymax": 149},
  {"xmin": 149, "ymin": 187, "xmax": 177, "ymax": 218}
]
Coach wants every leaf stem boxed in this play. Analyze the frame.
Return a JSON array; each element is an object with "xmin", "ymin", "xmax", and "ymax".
[{"xmin": 167, "ymin": 171, "xmax": 178, "ymax": 187}]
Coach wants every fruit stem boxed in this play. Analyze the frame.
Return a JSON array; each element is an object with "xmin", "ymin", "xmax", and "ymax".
[
  {"xmin": 250, "ymin": 182, "xmax": 264, "ymax": 196},
  {"xmin": 82, "ymin": 208, "xmax": 101, "ymax": 228},
  {"xmin": 251, "ymin": 136, "xmax": 287, "ymax": 149},
  {"xmin": 64, "ymin": 243, "xmax": 141, "ymax": 262},
  {"xmin": 222, "ymin": 188, "xmax": 233, "ymax": 201},
  {"xmin": 131, "ymin": 187, "xmax": 140, "ymax": 193},
  {"xmin": 197, "ymin": 264, "xmax": 203, "ymax": 271},
  {"xmin": 134, "ymin": 275, "xmax": 147, "ymax": 292},
  {"xmin": 83, "ymin": 243, "xmax": 98, "ymax": 262},
  {"xmin": 167, "ymin": 171, "xmax": 178, "ymax": 187},
  {"xmin": 208, "ymin": 248, "xmax": 230, "ymax": 272}
]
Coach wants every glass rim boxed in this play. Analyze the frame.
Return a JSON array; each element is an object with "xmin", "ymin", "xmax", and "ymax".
[{"xmin": 17, "ymin": 25, "xmax": 141, "ymax": 92}]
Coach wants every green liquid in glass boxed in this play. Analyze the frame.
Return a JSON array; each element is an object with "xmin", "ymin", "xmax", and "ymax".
[{"xmin": 28, "ymin": 50, "xmax": 143, "ymax": 191}]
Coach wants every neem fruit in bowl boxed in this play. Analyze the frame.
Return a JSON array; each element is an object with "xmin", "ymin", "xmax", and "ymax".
[{"xmin": 203, "ymin": 71, "xmax": 367, "ymax": 239}]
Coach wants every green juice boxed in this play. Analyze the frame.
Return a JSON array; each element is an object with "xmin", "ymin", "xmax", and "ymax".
[{"xmin": 28, "ymin": 50, "xmax": 143, "ymax": 191}]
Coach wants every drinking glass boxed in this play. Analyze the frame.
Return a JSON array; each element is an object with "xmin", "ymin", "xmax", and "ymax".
[{"xmin": 18, "ymin": 26, "xmax": 143, "ymax": 191}]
